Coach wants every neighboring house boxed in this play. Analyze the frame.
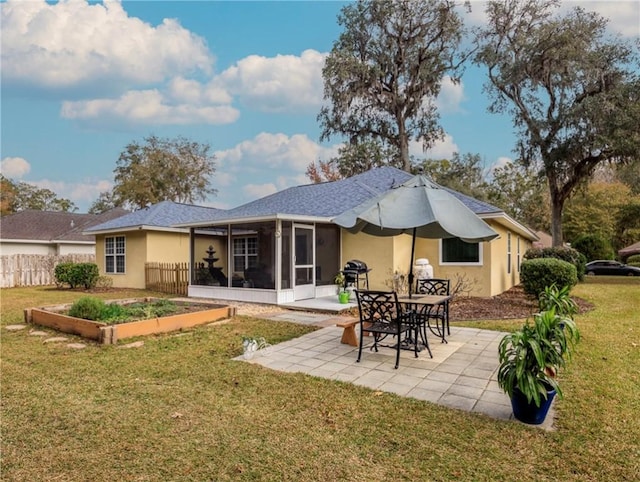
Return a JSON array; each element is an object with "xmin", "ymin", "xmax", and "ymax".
[
  {"xmin": 0, "ymin": 208, "xmax": 128, "ymax": 256},
  {"xmin": 619, "ymin": 241, "xmax": 640, "ymax": 260},
  {"xmin": 86, "ymin": 168, "xmax": 537, "ymax": 302},
  {"xmin": 84, "ymin": 201, "xmax": 226, "ymax": 290}
]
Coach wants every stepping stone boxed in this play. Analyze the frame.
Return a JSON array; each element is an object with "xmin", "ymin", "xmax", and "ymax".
[
  {"xmin": 29, "ymin": 330, "xmax": 48, "ymax": 337},
  {"xmin": 67, "ymin": 343, "xmax": 86, "ymax": 350},
  {"xmin": 43, "ymin": 337, "xmax": 68, "ymax": 344},
  {"xmin": 119, "ymin": 341, "xmax": 144, "ymax": 349},
  {"xmin": 5, "ymin": 324, "xmax": 27, "ymax": 331}
]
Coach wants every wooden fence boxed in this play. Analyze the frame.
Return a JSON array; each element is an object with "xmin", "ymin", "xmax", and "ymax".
[
  {"xmin": 0, "ymin": 254, "xmax": 96, "ymax": 288},
  {"xmin": 145, "ymin": 262, "xmax": 190, "ymax": 296}
]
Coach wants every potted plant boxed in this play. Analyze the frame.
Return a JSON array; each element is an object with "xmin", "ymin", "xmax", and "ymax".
[
  {"xmin": 497, "ymin": 309, "xmax": 580, "ymax": 424},
  {"xmin": 334, "ymin": 272, "xmax": 350, "ymax": 303}
]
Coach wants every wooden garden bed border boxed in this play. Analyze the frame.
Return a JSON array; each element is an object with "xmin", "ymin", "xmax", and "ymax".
[{"xmin": 24, "ymin": 298, "xmax": 236, "ymax": 345}]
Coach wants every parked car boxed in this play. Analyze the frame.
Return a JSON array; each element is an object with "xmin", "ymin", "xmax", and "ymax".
[{"xmin": 585, "ymin": 260, "xmax": 640, "ymax": 276}]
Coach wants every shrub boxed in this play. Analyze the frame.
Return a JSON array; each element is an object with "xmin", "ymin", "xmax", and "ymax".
[
  {"xmin": 54, "ymin": 262, "xmax": 75, "ymax": 288},
  {"xmin": 572, "ymin": 234, "xmax": 614, "ymax": 262},
  {"xmin": 68, "ymin": 297, "xmax": 106, "ymax": 321},
  {"xmin": 520, "ymin": 258, "xmax": 578, "ymax": 297},
  {"xmin": 626, "ymin": 254, "xmax": 640, "ymax": 267},
  {"xmin": 524, "ymin": 246, "xmax": 586, "ymax": 281},
  {"xmin": 95, "ymin": 276, "xmax": 113, "ymax": 289}
]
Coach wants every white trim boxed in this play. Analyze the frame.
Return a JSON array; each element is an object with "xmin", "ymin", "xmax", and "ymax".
[
  {"xmin": 0, "ymin": 238, "xmax": 95, "ymax": 245},
  {"xmin": 84, "ymin": 225, "xmax": 190, "ymax": 236},
  {"xmin": 176, "ymin": 213, "xmax": 333, "ymax": 228},
  {"xmin": 479, "ymin": 212, "xmax": 538, "ymax": 241},
  {"xmin": 439, "ymin": 239, "xmax": 484, "ymax": 266}
]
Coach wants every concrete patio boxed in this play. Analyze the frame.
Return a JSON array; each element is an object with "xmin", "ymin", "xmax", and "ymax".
[{"xmin": 235, "ymin": 306, "xmax": 556, "ymax": 429}]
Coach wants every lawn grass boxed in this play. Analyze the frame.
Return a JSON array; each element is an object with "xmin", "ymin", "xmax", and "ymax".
[{"xmin": 1, "ymin": 279, "xmax": 639, "ymax": 481}]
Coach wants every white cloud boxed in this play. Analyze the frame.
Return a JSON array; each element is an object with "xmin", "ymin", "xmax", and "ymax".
[
  {"xmin": 218, "ymin": 49, "xmax": 326, "ymax": 113},
  {"xmin": 28, "ymin": 178, "xmax": 112, "ymax": 209},
  {"xmin": 410, "ymin": 134, "xmax": 459, "ymax": 160},
  {"xmin": 61, "ymin": 88, "xmax": 239, "ymax": 125},
  {"xmin": 1, "ymin": 0, "xmax": 213, "ymax": 91},
  {"xmin": 215, "ymin": 132, "xmax": 339, "ymax": 172},
  {"xmin": 486, "ymin": 156, "xmax": 514, "ymax": 178},
  {"xmin": 0, "ymin": 157, "xmax": 31, "ymax": 178},
  {"xmin": 435, "ymin": 76, "xmax": 466, "ymax": 113}
]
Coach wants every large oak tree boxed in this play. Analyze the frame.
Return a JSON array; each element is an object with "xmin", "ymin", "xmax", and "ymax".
[
  {"xmin": 91, "ymin": 135, "xmax": 217, "ymax": 212},
  {"xmin": 474, "ymin": 0, "xmax": 640, "ymax": 246},
  {"xmin": 318, "ymin": 0, "xmax": 467, "ymax": 173}
]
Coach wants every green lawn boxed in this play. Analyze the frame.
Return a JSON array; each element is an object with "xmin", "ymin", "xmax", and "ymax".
[{"xmin": 1, "ymin": 279, "xmax": 639, "ymax": 481}]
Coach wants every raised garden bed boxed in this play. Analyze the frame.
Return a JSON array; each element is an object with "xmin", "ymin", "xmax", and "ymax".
[{"xmin": 24, "ymin": 298, "xmax": 235, "ymax": 345}]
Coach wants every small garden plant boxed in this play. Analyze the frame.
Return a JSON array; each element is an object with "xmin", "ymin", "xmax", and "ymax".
[{"xmin": 67, "ymin": 297, "xmax": 179, "ymax": 324}]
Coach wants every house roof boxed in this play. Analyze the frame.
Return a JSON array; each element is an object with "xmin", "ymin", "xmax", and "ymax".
[
  {"xmin": 84, "ymin": 201, "xmax": 225, "ymax": 234},
  {"xmin": 0, "ymin": 208, "xmax": 129, "ymax": 244},
  {"xmin": 189, "ymin": 167, "xmax": 503, "ymax": 225},
  {"xmin": 618, "ymin": 241, "xmax": 640, "ymax": 256}
]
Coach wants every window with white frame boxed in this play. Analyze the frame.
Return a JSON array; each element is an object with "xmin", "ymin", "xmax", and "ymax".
[
  {"xmin": 105, "ymin": 236, "xmax": 125, "ymax": 274},
  {"xmin": 507, "ymin": 232, "xmax": 512, "ymax": 274},
  {"xmin": 440, "ymin": 238, "xmax": 482, "ymax": 265},
  {"xmin": 233, "ymin": 237, "xmax": 258, "ymax": 272},
  {"xmin": 517, "ymin": 236, "xmax": 521, "ymax": 271}
]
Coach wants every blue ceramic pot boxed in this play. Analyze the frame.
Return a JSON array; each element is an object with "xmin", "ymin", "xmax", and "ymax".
[{"xmin": 511, "ymin": 386, "xmax": 556, "ymax": 425}]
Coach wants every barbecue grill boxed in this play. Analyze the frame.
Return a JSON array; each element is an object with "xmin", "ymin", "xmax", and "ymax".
[{"xmin": 342, "ymin": 259, "xmax": 370, "ymax": 290}]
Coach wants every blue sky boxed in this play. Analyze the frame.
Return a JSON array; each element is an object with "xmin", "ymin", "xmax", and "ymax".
[{"xmin": 2, "ymin": 0, "xmax": 639, "ymax": 212}]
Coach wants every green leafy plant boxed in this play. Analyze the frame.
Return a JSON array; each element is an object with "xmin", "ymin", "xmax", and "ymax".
[
  {"xmin": 524, "ymin": 246, "xmax": 586, "ymax": 281},
  {"xmin": 538, "ymin": 284, "xmax": 578, "ymax": 319},
  {"xmin": 572, "ymin": 233, "xmax": 615, "ymax": 262},
  {"xmin": 68, "ymin": 297, "xmax": 106, "ymax": 321},
  {"xmin": 498, "ymin": 309, "xmax": 580, "ymax": 407}
]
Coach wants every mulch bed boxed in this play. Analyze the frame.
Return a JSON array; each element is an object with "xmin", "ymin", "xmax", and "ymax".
[{"xmin": 449, "ymin": 285, "xmax": 593, "ymax": 321}]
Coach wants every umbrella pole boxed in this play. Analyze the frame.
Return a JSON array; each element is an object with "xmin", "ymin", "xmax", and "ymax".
[{"xmin": 408, "ymin": 228, "xmax": 416, "ymax": 299}]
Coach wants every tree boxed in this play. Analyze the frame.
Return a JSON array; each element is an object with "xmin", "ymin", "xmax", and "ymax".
[
  {"xmin": 415, "ymin": 152, "xmax": 488, "ymax": 200},
  {"xmin": 474, "ymin": 0, "xmax": 640, "ymax": 246},
  {"xmin": 562, "ymin": 181, "xmax": 635, "ymax": 244},
  {"xmin": 485, "ymin": 161, "xmax": 550, "ymax": 231},
  {"xmin": 0, "ymin": 174, "xmax": 77, "ymax": 214},
  {"xmin": 318, "ymin": 0, "xmax": 467, "ymax": 173},
  {"xmin": 88, "ymin": 190, "xmax": 120, "ymax": 214},
  {"xmin": 109, "ymin": 135, "xmax": 217, "ymax": 210}
]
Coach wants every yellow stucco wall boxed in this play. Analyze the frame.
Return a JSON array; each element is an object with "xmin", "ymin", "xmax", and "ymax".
[{"xmin": 340, "ymin": 219, "xmax": 534, "ymax": 298}]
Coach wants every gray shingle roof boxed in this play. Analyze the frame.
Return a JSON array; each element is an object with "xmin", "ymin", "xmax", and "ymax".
[
  {"xmin": 216, "ymin": 167, "xmax": 503, "ymax": 221},
  {"xmin": 0, "ymin": 208, "xmax": 129, "ymax": 243},
  {"xmin": 84, "ymin": 201, "xmax": 226, "ymax": 232}
]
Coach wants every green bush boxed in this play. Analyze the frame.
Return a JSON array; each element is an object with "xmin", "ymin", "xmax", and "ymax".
[
  {"xmin": 55, "ymin": 263, "xmax": 100, "ymax": 289},
  {"xmin": 572, "ymin": 234, "xmax": 614, "ymax": 262},
  {"xmin": 626, "ymin": 254, "xmax": 640, "ymax": 267},
  {"xmin": 520, "ymin": 258, "xmax": 578, "ymax": 297},
  {"xmin": 54, "ymin": 262, "xmax": 75, "ymax": 288},
  {"xmin": 524, "ymin": 246, "xmax": 586, "ymax": 281},
  {"xmin": 68, "ymin": 297, "xmax": 106, "ymax": 321}
]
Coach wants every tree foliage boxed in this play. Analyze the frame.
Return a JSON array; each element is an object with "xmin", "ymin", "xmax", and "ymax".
[
  {"xmin": 318, "ymin": 0, "xmax": 467, "ymax": 172},
  {"xmin": 101, "ymin": 135, "xmax": 217, "ymax": 210},
  {"xmin": 0, "ymin": 174, "xmax": 77, "ymax": 214},
  {"xmin": 485, "ymin": 160, "xmax": 550, "ymax": 231},
  {"xmin": 415, "ymin": 152, "xmax": 488, "ymax": 200},
  {"xmin": 562, "ymin": 182, "xmax": 634, "ymax": 244},
  {"xmin": 474, "ymin": 0, "xmax": 640, "ymax": 246}
]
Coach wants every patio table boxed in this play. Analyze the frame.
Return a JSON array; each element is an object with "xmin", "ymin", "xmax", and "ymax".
[{"xmin": 398, "ymin": 294, "xmax": 452, "ymax": 346}]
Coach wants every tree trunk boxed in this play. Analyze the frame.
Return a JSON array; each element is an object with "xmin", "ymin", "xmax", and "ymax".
[
  {"xmin": 550, "ymin": 195, "xmax": 564, "ymax": 247},
  {"xmin": 399, "ymin": 133, "xmax": 411, "ymax": 172}
]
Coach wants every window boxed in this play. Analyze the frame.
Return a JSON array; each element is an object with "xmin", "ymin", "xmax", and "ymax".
[
  {"xmin": 105, "ymin": 236, "xmax": 125, "ymax": 274},
  {"xmin": 517, "ymin": 236, "xmax": 521, "ymax": 272},
  {"xmin": 440, "ymin": 238, "xmax": 482, "ymax": 265},
  {"xmin": 233, "ymin": 237, "xmax": 257, "ymax": 272},
  {"xmin": 507, "ymin": 232, "xmax": 512, "ymax": 274}
]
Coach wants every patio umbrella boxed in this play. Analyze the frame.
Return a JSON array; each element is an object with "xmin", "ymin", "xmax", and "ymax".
[{"xmin": 333, "ymin": 174, "xmax": 499, "ymax": 297}]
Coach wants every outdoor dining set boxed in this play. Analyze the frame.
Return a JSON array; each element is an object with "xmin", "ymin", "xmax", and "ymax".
[{"xmin": 354, "ymin": 278, "xmax": 452, "ymax": 369}]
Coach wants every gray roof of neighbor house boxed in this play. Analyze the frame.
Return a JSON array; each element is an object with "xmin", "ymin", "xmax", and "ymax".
[
  {"xmin": 84, "ymin": 201, "xmax": 226, "ymax": 233},
  {"xmin": 0, "ymin": 208, "xmax": 129, "ymax": 244},
  {"xmin": 189, "ymin": 166, "xmax": 503, "ymax": 224}
]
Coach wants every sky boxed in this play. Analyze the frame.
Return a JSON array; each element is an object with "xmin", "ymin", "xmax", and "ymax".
[{"xmin": 1, "ymin": 0, "xmax": 639, "ymax": 213}]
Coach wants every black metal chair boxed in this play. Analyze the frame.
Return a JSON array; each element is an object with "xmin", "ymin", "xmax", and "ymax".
[
  {"xmin": 415, "ymin": 278, "xmax": 451, "ymax": 343},
  {"xmin": 355, "ymin": 290, "xmax": 417, "ymax": 369}
]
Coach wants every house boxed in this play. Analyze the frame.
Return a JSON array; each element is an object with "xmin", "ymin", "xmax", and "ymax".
[
  {"xmin": 87, "ymin": 167, "xmax": 537, "ymax": 301},
  {"xmin": 0, "ymin": 208, "xmax": 128, "ymax": 256},
  {"xmin": 84, "ymin": 201, "xmax": 226, "ymax": 290}
]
